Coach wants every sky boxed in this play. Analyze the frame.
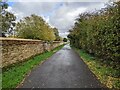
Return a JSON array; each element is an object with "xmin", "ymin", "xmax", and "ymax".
[{"xmin": 6, "ymin": 0, "xmax": 112, "ymax": 37}]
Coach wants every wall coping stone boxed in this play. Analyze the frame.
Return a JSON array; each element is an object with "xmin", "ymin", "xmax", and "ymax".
[
  {"xmin": 0, "ymin": 37, "xmax": 63, "ymax": 43},
  {"xmin": 0, "ymin": 37, "xmax": 43, "ymax": 42}
]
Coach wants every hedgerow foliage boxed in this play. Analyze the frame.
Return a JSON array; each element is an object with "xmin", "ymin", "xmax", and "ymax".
[{"xmin": 68, "ymin": 2, "xmax": 120, "ymax": 68}]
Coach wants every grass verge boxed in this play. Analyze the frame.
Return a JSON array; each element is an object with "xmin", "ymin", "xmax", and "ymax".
[
  {"xmin": 73, "ymin": 48, "xmax": 120, "ymax": 89},
  {"xmin": 2, "ymin": 44, "xmax": 65, "ymax": 89}
]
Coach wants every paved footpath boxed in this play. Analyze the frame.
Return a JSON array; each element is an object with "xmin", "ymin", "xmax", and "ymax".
[{"xmin": 20, "ymin": 44, "xmax": 104, "ymax": 88}]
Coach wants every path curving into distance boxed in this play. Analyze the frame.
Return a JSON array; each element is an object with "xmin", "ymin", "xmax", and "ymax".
[{"xmin": 20, "ymin": 44, "xmax": 104, "ymax": 88}]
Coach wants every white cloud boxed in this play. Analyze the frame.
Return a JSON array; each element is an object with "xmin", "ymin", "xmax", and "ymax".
[
  {"xmin": 59, "ymin": 32, "xmax": 69, "ymax": 38},
  {"xmin": 10, "ymin": 0, "xmax": 110, "ymax": 2},
  {"xmin": 49, "ymin": 4, "xmax": 87, "ymax": 33},
  {"xmin": 6, "ymin": 6, "xmax": 12, "ymax": 12},
  {"xmin": 67, "ymin": 7, "xmax": 86, "ymax": 17},
  {"xmin": 7, "ymin": 1, "xmax": 110, "ymax": 37},
  {"xmin": 49, "ymin": 2, "xmax": 106, "ymax": 33}
]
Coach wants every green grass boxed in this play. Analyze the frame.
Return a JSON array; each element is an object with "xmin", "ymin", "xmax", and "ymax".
[
  {"xmin": 2, "ymin": 44, "xmax": 65, "ymax": 89},
  {"xmin": 74, "ymin": 48, "xmax": 120, "ymax": 89}
]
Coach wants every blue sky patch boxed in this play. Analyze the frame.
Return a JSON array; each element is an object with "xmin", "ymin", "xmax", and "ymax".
[{"xmin": 7, "ymin": 0, "xmax": 14, "ymax": 6}]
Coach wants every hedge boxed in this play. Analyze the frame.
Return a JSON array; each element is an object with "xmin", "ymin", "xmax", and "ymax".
[{"xmin": 68, "ymin": 2, "xmax": 120, "ymax": 68}]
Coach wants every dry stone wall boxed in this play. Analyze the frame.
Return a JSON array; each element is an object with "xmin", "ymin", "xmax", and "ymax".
[{"xmin": 1, "ymin": 38, "xmax": 63, "ymax": 68}]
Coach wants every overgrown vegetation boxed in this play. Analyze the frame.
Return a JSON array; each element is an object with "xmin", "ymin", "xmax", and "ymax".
[
  {"xmin": 2, "ymin": 45, "xmax": 65, "ymax": 89},
  {"xmin": 68, "ymin": 1, "xmax": 120, "ymax": 89},
  {"xmin": 74, "ymin": 48, "xmax": 120, "ymax": 89},
  {"xmin": 68, "ymin": 2, "xmax": 120, "ymax": 69}
]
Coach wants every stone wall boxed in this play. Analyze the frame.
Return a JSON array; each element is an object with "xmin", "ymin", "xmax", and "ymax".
[{"xmin": 0, "ymin": 38, "xmax": 63, "ymax": 68}]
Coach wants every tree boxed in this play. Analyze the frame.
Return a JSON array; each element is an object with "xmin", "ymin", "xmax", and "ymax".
[
  {"xmin": 0, "ymin": 1, "xmax": 16, "ymax": 37},
  {"xmin": 53, "ymin": 28, "xmax": 61, "ymax": 41},
  {"xmin": 16, "ymin": 14, "xmax": 55, "ymax": 41},
  {"xmin": 63, "ymin": 38, "xmax": 67, "ymax": 42}
]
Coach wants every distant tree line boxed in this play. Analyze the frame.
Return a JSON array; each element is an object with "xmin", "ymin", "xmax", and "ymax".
[
  {"xmin": 68, "ymin": 2, "xmax": 120, "ymax": 68},
  {"xmin": 63, "ymin": 38, "xmax": 67, "ymax": 42}
]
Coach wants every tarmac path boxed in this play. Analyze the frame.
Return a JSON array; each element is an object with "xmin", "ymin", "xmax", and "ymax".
[{"xmin": 20, "ymin": 44, "xmax": 103, "ymax": 88}]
